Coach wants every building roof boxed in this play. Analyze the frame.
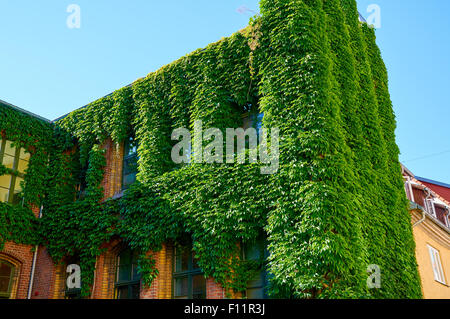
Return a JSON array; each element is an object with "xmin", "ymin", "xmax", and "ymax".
[
  {"xmin": 416, "ymin": 176, "xmax": 450, "ymax": 203},
  {"xmin": 0, "ymin": 99, "xmax": 51, "ymax": 123}
]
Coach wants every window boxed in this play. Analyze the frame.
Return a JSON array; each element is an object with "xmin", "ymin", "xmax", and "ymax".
[
  {"xmin": 424, "ymin": 198, "xmax": 436, "ymax": 217},
  {"xmin": 173, "ymin": 244, "xmax": 206, "ymax": 299},
  {"xmin": 115, "ymin": 248, "xmax": 141, "ymax": 299},
  {"xmin": 0, "ymin": 138, "xmax": 29, "ymax": 204},
  {"xmin": 122, "ymin": 137, "xmax": 138, "ymax": 190},
  {"xmin": 243, "ymin": 237, "xmax": 268, "ymax": 299},
  {"xmin": 428, "ymin": 245, "xmax": 446, "ymax": 285},
  {"xmin": 0, "ymin": 260, "xmax": 15, "ymax": 299},
  {"xmin": 242, "ymin": 112, "xmax": 264, "ymax": 142},
  {"xmin": 434, "ymin": 204, "xmax": 449, "ymax": 227},
  {"xmin": 403, "ymin": 177, "xmax": 414, "ymax": 202}
]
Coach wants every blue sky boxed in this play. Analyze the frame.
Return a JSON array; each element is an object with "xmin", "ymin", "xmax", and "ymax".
[{"xmin": 0, "ymin": 1, "xmax": 449, "ymax": 183}]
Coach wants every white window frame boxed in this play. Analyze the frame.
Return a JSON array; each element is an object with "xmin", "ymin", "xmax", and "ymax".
[
  {"xmin": 446, "ymin": 207, "xmax": 450, "ymax": 228},
  {"xmin": 427, "ymin": 245, "xmax": 446, "ymax": 285},
  {"xmin": 424, "ymin": 198, "xmax": 437, "ymax": 218},
  {"xmin": 403, "ymin": 177, "xmax": 415, "ymax": 202},
  {"xmin": 434, "ymin": 203, "xmax": 450, "ymax": 228}
]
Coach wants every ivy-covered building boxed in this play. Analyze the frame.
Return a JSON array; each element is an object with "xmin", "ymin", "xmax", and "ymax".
[
  {"xmin": 0, "ymin": 99, "xmax": 52, "ymax": 299},
  {"xmin": 1, "ymin": 0, "xmax": 424, "ymax": 299}
]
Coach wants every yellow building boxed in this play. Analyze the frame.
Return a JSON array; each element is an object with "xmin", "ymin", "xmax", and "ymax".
[{"xmin": 403, "ymin": 165, "xmax": 450, "ymax": 298}]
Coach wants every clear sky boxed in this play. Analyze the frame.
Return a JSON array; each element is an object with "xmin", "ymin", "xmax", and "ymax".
[{"xmin": 0, "ymin": 1, "xmax": 449, "ymax": 183}]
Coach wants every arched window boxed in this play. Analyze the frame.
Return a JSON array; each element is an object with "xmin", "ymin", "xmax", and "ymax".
[
  {"xmin": 0, "ymin": 260, "xmax": 15, "ymax": 299},
  {"xmin": 115, "ymin": 248, "xmax": 141, "ymax": 299}
]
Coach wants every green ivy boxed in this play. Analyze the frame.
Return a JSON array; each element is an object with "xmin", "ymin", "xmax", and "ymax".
[
  {"xmin": 0, "ymin": 0, "xmax": 422, "ymax": 299},
  {"xmin": 0, "ymin": 102, "xmax": 54, "ymax": 248}
]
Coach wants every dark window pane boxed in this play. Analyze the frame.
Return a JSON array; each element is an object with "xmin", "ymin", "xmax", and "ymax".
[
  {"xmin": 173, "ymin": 244, "xmax": 206, "ymax": 299},
  {"xmin": 244, "ymin": 244, "xmax": 261, "ymax": 261},
  {"xmin": 244, "ymin": 237, "xmax": 264, "ymax": 261},
  {"xmin": 132, "ymin": 264, "xmax": 141, "ymax": 281},
  {"xmin": 192, "ymin": 275, "xmax": 206, "ymax": 299},
  {"xmin": 435, "ymin": 205, "xmax": 448, "ymax": 226},
  {"xmin": 123, "ymin": 157, "xmax": 138, "ymax": 175},
  {"xmin": 174, "ymin": 277, "xmax": 189, "ymax": 298},
  {"xmin": 244, "ymin": 237, "xmax": 267, "ymax": 299},
  {"xmin": 123, "ymin": 174, "xmax": 137, "ymax": 189},
  {"xmin": 247, "ymin": 272, "xmax": 264, "ymax": 289},
  {"xmin": 117, "ymin": 286, "xmax": 128, "ymax": 299},
  {"xmin": 124, "ymin": 137, "xmax": 138, "ymax": 157},
  {"xmin": 0, "ymin": 277, "xmax": 10, "ymax": 293},
  {"xmin": 247, "ymin": 287, "xmax": 264, "ymax": 299},
  {"xmin": 131, "ymin": 284, "xmax": 140, "ymax": 299},
  {"xmin": 118, "ymin": 265, "xmax": 131, "ymax": 282},
  {"xmin": 122, "ymin": 136, "xmax": 139, "ymax": 190},
  {"xmin": 0, "ymin": 263, "xmax": 12, "ymax": 277},
  {"xmin": 0, "ymin": 261, "xmax": 12, "ymax": 295},
  {"xmin": 118, "ymin": 249, "xmax": 132, "ymax": 282},
  {"xmin": 255, "ymin": 113, "xmax": 264, "ymax": 131},
  {"xmin": 120, "ymin": 249, "xmax": 132, "ymax": 265},
  {"xmin": 116, "ymin": 249, "xmax": 141, "ymax": 299},
  {"xmin": 175, "ymin": 247, "xmax": 190, "ymax": 273}
]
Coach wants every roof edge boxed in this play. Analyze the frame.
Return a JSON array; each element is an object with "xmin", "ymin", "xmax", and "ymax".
[
  {"xmin": 416, "ymin": 176, "xmax": 450, "ymax": 189},
  {"xmin": 0, "ymin": 99, "xmax": 51, "ymax": 123}
]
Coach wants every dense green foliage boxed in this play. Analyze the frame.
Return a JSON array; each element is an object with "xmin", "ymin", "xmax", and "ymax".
[
  {"xmin": 0, "ymin": 103, "xmax": 53, "ymax": 248},
  {"xmin": 0, "ymin": 0, "xmax": 422, "ymax": 298}
]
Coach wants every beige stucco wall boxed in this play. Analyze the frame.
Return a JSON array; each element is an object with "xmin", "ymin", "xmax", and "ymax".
[{"xmin": 411, "ymin": 210, "xmax": 450, "ymax": 299}]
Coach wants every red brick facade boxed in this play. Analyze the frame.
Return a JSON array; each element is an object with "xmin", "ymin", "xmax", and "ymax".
[
  {"xmin": 1, "ymin": 206, "xmax": 41, "ymax": 299},
  {"xmin": 0, "ymin": 242, "xmax": 34, "ymax": 299},
  {"xmin": 1, "ymin": 137, "xmax": 228, "ymax": 299}
]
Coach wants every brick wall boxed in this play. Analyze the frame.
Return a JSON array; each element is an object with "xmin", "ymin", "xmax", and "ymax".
[
  {"xmin": 94, "ymin": 138, "xmax": 229, "ymax": 299},
  {"xmin": 1, "ymin": 242, "xmax": 34, "ymax": 299},
  {"xmin": 0, "ymin": 205, "xmax": 41, "ymax": 299},
  {"xmin": 206, "ymin": 278, "xmax": 225, "ymax": 299},
  {"xmin": 25, "ymin": 137, "xmax": 231, "ymax": 299},
  {"xmin": 140, "ymin": 243, "xmax": 174, "ymax": 299},
  {"xmin": 30, "ymin": 247, "xmax": 57, "ymax": 299},
  {"xmin": 101, "ymin": 138, "xmax": 124, "ymax": 199}
]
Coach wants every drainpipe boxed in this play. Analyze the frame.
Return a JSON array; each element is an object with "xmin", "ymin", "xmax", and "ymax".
[
  {"xmin": 27, "ymin": 205, "xmax": 43, "ymax": 299},
  {"xmin": 413, "ymin": 209, "xmax": 426, "ymax": 228}
]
